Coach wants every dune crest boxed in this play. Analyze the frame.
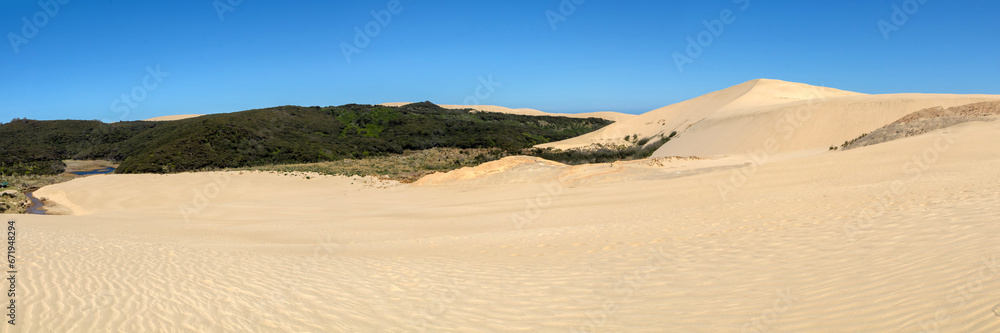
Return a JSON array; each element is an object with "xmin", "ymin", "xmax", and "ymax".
[
  {"xmin": 143, "ymin": 114, "xmax": 204, "ymax": 121},
  {"xmin": 380, "ymin": 103, "xmax": 635, "ymax": 122},
  {"xmin": 537, "ymin": 79, "xmax": 1000, "ymax": 158},
  {"xmin": 537, "ymin": 79, "xmax": 862, "ymax": 150}
]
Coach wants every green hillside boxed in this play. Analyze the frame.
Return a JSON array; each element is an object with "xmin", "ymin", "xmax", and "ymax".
[{"xmin": 0, "ymin": 102, "xmax": 612, "ymax": 175}]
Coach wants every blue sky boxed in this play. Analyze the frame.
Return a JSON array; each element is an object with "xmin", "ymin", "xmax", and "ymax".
[{"xmin": 1, "ymin": 0, "xmax": 998, "ymax": 121}]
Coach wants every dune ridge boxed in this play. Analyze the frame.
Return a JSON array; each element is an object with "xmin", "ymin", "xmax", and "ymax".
[
  {"xmin": 380, "ymin": 103, "xmax": 635, "ymax": 122},
  {"xmin": 537, "ymin": 79, "xmax": 864, "ymax": 150},
  {"xmin": 537, "ymin": 79, "xmax": 1000, "ymax": 159},
  {"xmin": 841, "ymin": 101, "xmax": 1000, "ymax": 150},
  {"xmin": 143, "ymin": 114, "xmax": 204, "ymax": 121}
]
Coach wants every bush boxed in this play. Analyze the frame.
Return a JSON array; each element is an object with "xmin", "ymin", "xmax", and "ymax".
[{"xmin": 1, "ymin": 103, "xmax": 613, "ymax": 175}]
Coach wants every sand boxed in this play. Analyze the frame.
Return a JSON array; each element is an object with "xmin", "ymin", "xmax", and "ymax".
[
  {"xmin": 7, "ymin": 121, "xmax": 997, "ymax": 332},
  {"xmin": 842, "ymin": 102, "xmax": 1000, "ymax": 150},
  {"xmin": 538, "ymin": 79, "xmax": 1000, "ymax": 154},
  {"xmin": 380, "ymin": 103, "xmax": 635, "ymax": 122},
  {"xmin": 7, "ymin": 80, "xmax": 1000, "ymax": 332},
  {"xmin": 143, "ymin": 114, "xmax": 204, "ymax": 121}
]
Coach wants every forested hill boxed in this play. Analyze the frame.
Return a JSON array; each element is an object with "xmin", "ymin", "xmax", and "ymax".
[{"xmin": 0, "ymin": 102, "xmax": 612, "ymax": 175}]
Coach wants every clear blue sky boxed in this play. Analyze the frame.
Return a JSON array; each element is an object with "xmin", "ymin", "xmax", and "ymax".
[{"xmin": 1, "ymin": 0, "xmax": 998, "ymax": 121}]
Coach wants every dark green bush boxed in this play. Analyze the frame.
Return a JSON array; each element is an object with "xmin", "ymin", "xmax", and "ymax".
[{"xmin": 1, "ymin": 103, "xmax": 612, "ymax": 175}]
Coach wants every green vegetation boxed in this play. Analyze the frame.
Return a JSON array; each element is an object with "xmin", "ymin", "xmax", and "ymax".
[
  {"xmin": 247, "ymin": 130, "xmax": 681, "ymax": 181},
  {"xmin": 241, "ymin": 147, "xmax": 511, "ymax": 183},
  {"xmin": 0, "ymin": 102, "xmax": 611, "ymax": 175},
  {"xmin": 0, "ymin": 118, "xmax": 160, "ymax": 175},
  {"xmin": 840, "ymin": 132, "xmax": 869, "ymax": 150}
]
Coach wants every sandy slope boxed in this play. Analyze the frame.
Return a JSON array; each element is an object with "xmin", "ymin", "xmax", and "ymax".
[
  {"xmin": 537, "ymin": 79, "xmax": 863, "ymax": 150},
  {"xmin": 652, "ymin": 93, "xmax": 1000, "ymax": 157},
  {"xmin": 10, "ymin": 119, "xmax": 1000, "ymax": 332},
  {"xmin": 380, "ymin": 103, "xmax": 635, "ymax": 122},
  {"xmin": 538, "ymin": 79, "xmax": 1000, "ymax": 154},
  {"xmin": 143, "ymin": 114, "xmax": 204, "ymax": 121}
]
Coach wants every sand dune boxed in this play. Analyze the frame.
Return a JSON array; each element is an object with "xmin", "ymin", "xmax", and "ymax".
[
  {"xmin": 14, "ymin": 118, "xmax": 1000, "ymax": 331},
  {"xmin": 537, "ymin": 79, "xmax": 862, "ymax": 150},
  {"xmin": 842, "ymin": 101, "xmax": 1000, "ymax": 150},
  {"xmin": 143, "ymin": 114, "xmax": 204, "ymax": 121},
  {"xmin": 538, "ymin": 79, "xmax": 1000, "ymax": 156},
  {"xmin": 380, "ymin": 103, "xmax": 635, "ymax": 122},
  {"xmin": 652, "ymin": 93, "xmax": 1000, "ymax": 157}
]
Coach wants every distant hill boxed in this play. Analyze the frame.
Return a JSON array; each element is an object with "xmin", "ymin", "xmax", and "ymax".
[
  {"xmin": 0, "ymin": 102, "xmax": 612, "ymax": 175},
  {"xmin": 0, "ymin": 119, "xmax": 159, "ymax": 175}
]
